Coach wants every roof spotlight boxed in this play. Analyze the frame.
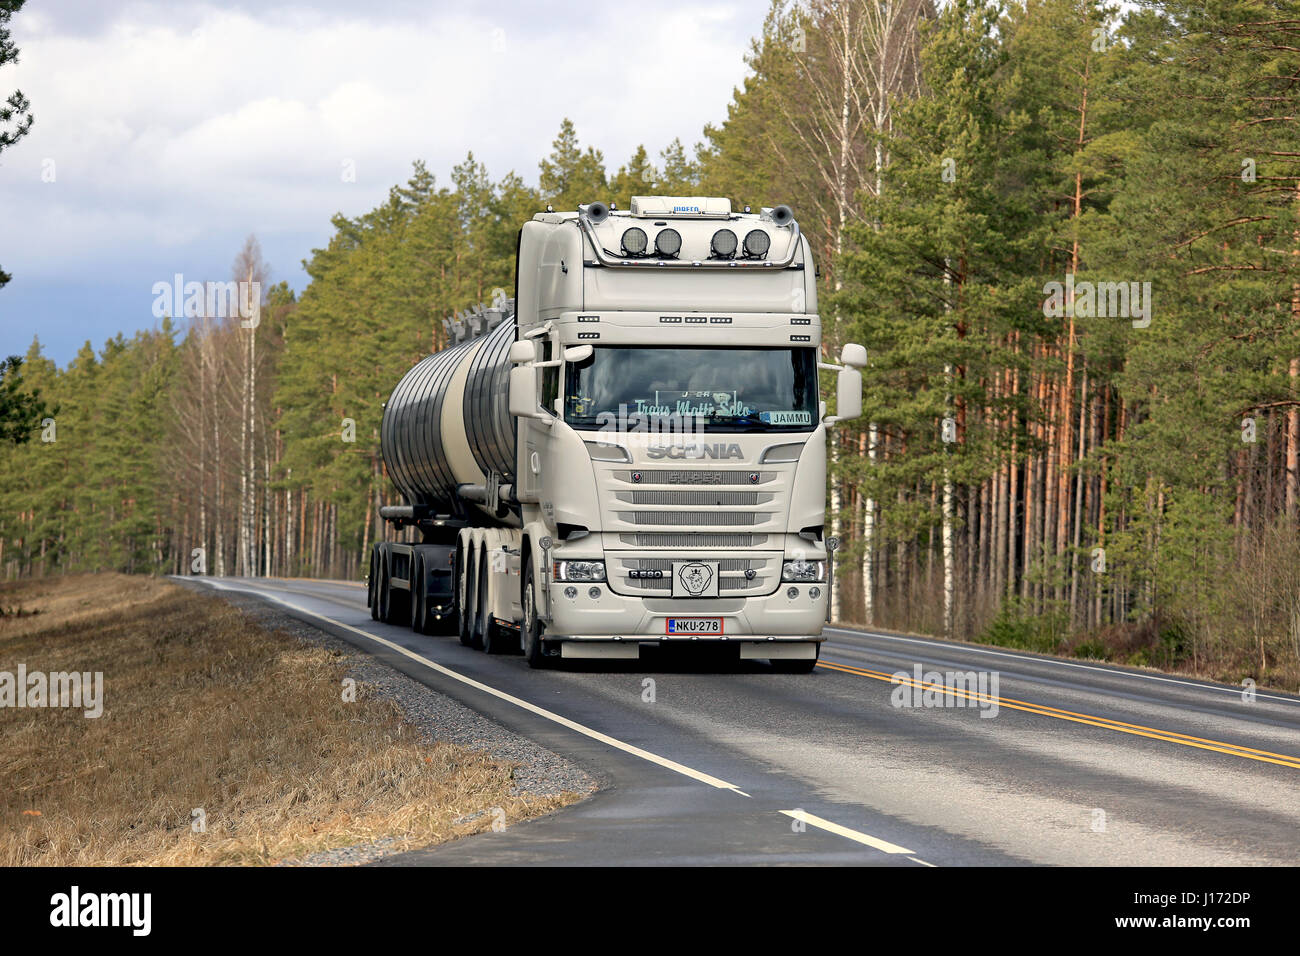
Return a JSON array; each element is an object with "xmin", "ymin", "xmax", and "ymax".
[
  {"xmin": 655, "ymin": 228, "xmax": 682, "ymax": 258},
  {"xmin": 621, "ymin": 227, "xmax": 648, "ymax": 256},
  {"xmin": 743, "ymin": 229, "xmax": 771, "ymax": 259},
  {"xmin": 710, "ymin": 228, "xmax": 738, "ymax": 259}
]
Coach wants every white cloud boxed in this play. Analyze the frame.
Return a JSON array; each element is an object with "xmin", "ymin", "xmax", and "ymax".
[{"xmin": 0, "ymin": 1, "xmax": 759, "ymax": 361}]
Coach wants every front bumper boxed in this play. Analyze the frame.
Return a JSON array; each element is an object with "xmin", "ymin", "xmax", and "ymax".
[{"xmin": 544, "ymin": 579, "xmax": 826, "ymax": 642}]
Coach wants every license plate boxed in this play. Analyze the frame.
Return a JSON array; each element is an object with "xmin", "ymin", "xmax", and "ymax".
[{"xmin": 665, "ymin": 617, "xmax": 723, "ymax": 635}]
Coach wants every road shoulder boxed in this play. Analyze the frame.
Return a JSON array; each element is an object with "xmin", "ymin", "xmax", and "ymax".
[{"xmin": 189, "ymin": 584, "xmax": 599, "ymax": 865}]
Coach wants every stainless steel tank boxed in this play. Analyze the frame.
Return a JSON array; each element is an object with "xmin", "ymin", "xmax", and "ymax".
[{"xmin": 380, "ymin": 314, "xmax": 516, "ymax": 514}]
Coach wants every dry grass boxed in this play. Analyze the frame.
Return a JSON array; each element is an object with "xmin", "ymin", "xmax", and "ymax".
[{"xmin": 0, "ymin": 573, "xmax": 577, "ymax": 865}]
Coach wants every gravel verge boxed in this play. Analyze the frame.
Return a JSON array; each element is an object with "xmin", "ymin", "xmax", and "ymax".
[{"xmin": 195, "ymin": 586, "xmax": 598, "ymax": 866}]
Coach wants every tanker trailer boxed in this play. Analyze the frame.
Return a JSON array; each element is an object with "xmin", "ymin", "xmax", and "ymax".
[
  {"xmin": 368, "ymin": 302, "xmax": 518, "ymax": 647},
  {"xmin": 368, "ymin": 196, "xmax": 867, "ymax": 670}
]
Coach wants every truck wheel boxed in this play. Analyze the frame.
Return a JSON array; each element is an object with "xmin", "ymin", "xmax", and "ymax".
[
  {"xmin": 477, "ymin": 554, "xmax": 505, "ymax": 653},
  {"xmin": 770, "ymin": 646, "xmax": 820, "ymax": 674},
  {"xmin": 380, "ymin": 560, "xmax": 410, "ymax": 627},
  {"xmin": 368, "ymin": 546, "xmax": 380, "ymax": 621},
  {"xmin": 521, "ymin": 562, "xmax": 552, "ymax": 669},
  {"xmin": 378, "ymin": 559, "xmax": 392, "ymax": 622},
  {"xmin": 459, "ymin": 550, "xmax": 479, "ymax": 647}
]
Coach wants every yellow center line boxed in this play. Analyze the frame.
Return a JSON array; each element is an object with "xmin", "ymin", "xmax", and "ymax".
[
  {"xmin": 823, "ymin": 660, "xmax": 1296, "ymax": 755},
  {"xmin": 817, "ymin": 658, "xmax": 1300, "ymax": 770}
]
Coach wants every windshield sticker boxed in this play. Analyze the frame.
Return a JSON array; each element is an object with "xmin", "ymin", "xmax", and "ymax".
[
  {"xmin": 648, "ymin": 390, "xmax": 754, "ymax": 418},
  {"xmin": 759, "ymin": 410, "xmax": 812, "ymax": 425}
]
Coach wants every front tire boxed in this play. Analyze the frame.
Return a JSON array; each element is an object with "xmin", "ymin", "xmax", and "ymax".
[{"xmin": 521, "ymin": 562, "xmax": 552, "ymax": 669}]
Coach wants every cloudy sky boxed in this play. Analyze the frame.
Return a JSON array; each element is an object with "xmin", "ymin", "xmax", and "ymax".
[{"xmin": 0, "ymin": 0, "xmax": 760, "ymax": 367}]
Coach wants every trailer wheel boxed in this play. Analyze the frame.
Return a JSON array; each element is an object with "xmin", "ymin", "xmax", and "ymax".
[
  {"xmin": 380, "ymin": 557, "xmax": 410, "ymax": 627},
  {"xmin": 377, "ymin": 556, "xmax": 390, "ymax": 624},
  {"xmin": 770, "ymin": 645, "xmax": 819, "ymax": 674},
  {"xmin": 459, "ymin": 549, "xmax": 478, "ymax": 647},
  {"xmin": 368, "ymin": 545, "xmax": 380, "ymax": 621},
  {"xmin": 521, "ymin": 562, "xmax": 552, "ymax": 669}
]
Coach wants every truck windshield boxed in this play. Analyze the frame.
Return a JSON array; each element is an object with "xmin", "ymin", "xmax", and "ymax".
[{"xmin": 564, "ymin": 346, "xmax": 818, "ymax": 433}]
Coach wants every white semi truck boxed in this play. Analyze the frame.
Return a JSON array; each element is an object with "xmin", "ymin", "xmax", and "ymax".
[{"xmin": 367, "ymin": 196, "xmax": 866, "ymax": 671}]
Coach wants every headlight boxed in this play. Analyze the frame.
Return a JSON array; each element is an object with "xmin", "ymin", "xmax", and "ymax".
[
  {"xmin": 782, "ymin": 559, "xmax": 825, "ymax": 583},
  {"xmin": 554, "ymin": 560, "xmax": 606, "ymax": 582}
]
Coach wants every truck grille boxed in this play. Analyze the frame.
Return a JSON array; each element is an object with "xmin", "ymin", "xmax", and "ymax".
[
  {"xmin": 617, "ymin": 511, "xmax": 765, "ymax": 526},
  {"xmin": 622, "ymin": 577, "xmax": 673, "ymax": 592},
  {"xmin": 619, "ymin": 533, "xmax": 768, "ymax": 548},
  {"xmin": 613, "ymin": 470, "xmax": 776, "ymax": 485},
  {"xmin": 604, "ymin": 461, "xmax": 787, "ymax": 533},
  {"xmin": 618, "ymin": 577, "xmax": 766, "ymax": 592},
  {"xmin": 627, "ymin": 557, "xmax": 758, "ymax": 572},
  {"xmin": 615, "ymin": 490, "xmax": 772, "ymax": 506},
  {"xmin": 613, "ymin": 555, "xmax": 780, "ymax": 596}
]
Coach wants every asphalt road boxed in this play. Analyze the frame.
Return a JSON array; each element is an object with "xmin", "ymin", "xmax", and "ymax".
[{"xmin": 180, "ymin": 575, "xmax": 1300, "ymax": 866}]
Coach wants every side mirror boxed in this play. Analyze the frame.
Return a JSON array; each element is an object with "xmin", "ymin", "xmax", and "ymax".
[
  {"xmin": 835, "ymin": 367, "xmax": 862, "ymax": 421},
  {"xmin": 509, "ymin": 365, "xmax": 541, "ymax": 418},
  {"xmin": 509, "ymin": 340, "xmax": 535, "ymax": 364},
  {"xmin": 564, "ymin": 344, "xmax": 594, "ymax": 363},
  {"xmin": 840, "ymin": 343, "xmax": 867, "ymax": 369}
]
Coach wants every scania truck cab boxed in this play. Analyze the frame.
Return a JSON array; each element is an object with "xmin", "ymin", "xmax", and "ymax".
[{"xmin": 503, "ymin": 196, "xmax": 865, "ymax": 669}]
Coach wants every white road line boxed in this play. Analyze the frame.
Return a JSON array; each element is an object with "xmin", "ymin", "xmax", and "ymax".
[
  {"xmin": 825, "ymin": 626, "xmax": 1300, "ymax": 705},
  {"xmin": 780, "ymin": 810, "xmax": 914, "ymax": 855},
  {"xmin": 192, "ymin": 579, "xmax": 750, "ymax": 796},
  {"xmin": 908, "ymin": 856, "xmax": 936, "ymax": 867}
]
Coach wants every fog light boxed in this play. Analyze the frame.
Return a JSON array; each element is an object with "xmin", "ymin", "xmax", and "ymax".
[
  {"xmin": 588, "ymin": 586, "xmax": 602, "ymax": 599},
  {"xmin": 787, "ymin": 586, "xmax": 798, "ymax": 599},
  {"xmin": 810, "ymin": 586, "xmax": 821, "ymax": 599},
  {"xmin": 564, "ymin": 586, "xmax": 577, "ymax": 599}
]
